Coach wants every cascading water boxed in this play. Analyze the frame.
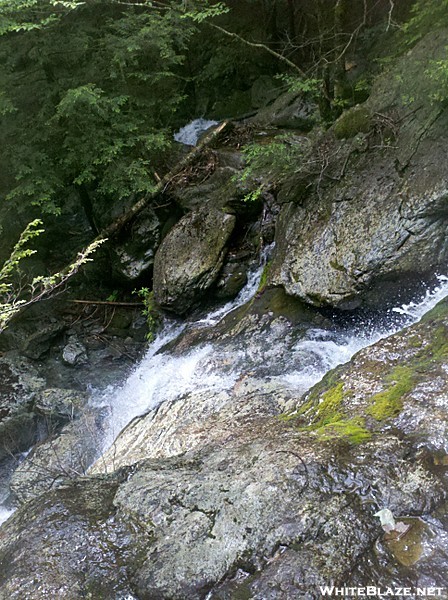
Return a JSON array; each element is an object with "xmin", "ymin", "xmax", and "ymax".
[
  {"xmin": 1, "ymin": 272, "xmax": 448, "ymax": 527},
  {"xmin": 174, "ymin": 118, "xmax": 219, "ymax": 146},
  {"xmin": 92, "ymin": 246, "xmax": 273, "ymax": 453},
  {"xmin": 92, "ymin": 273, "xmax": 448, "ymax": 463}
]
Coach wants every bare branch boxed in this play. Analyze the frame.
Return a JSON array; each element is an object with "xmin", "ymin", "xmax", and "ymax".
[
  {"xmin": 386, "ymin": 0, "xmax": 394, "ymax": 32},
  {"xmin": 205, "ymin": 21, "xmax": 307, "ymax": 78}
]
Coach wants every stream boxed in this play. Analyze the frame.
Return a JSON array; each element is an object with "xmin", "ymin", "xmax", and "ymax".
[
  {"xmin": 1, "ymin": 263, "xmax": 448, "ymax": 527},
  {"xmin": 92, "ymin": 265, "xmax": 448, "ymax": 468}
]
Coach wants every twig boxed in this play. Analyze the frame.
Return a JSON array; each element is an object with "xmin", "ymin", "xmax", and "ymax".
[
  {"xmin": 386, "ymin": 0, "xmax": 394, "ymax": 32},
  {"xmin": 70, "ymin": 300, "xmax": 143, "ymax": 307}
]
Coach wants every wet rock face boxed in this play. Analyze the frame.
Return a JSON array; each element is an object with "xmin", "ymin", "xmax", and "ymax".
[
  {"xmin": 109, "ymin": 206, "xmax": 163, "ymax": 283},
  {"xmin": 0, "ymin": 477, "xmax": 136, "ymax": 600},
  {"xmin": 272, "ymin": 158, "xmax": 448, "ymax": 309},
  {"xmin": 10, "ymin": 408, "xmax": 100, "ymax": 504},
  {"xmin": 0, "ymin": 354, "xmax": 45, "ymax": 461},
  {"xmin": 1, "ymin": 422, "xmax": 445, "ymax": 600},
  {"xmin": 153, "ymin": 208, "xmax": 236, "ymax": 313},
  {"xmin": 271, "ymin": 30, "xmax": 448, "ymax": 309}
]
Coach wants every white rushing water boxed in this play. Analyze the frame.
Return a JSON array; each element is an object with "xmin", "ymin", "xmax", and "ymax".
[
  {"xmin": 1, "ymin": 272, "xmax": 448, "ymax": 527},
  {"xmin": 174, "ymin": 118, "xmax": 219, "ymax": 146},
  {"xmin": 94, "ymin": 247, "xmax": 273, "ymax": 451},
  {"xmin": 0, "ymin": 507, "xmax": 14, "ymax": 527},
  {"xmin": 93, "ymin": 273, "xmax": 448, "ymax": 458}
]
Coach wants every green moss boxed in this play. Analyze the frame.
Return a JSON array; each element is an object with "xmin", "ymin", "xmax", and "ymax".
[
  {"xmin": 257, "ymin": 262, "xmax": 271, "ymax": 293},
  {"xmin": 420, "ymin": 298, "xmax": 448, "ymax": 322},
  {"xmin": 297, "ymin": 382, "xmax": 370, "ymax": 444},
  {"xmin": 367, "ymin": 366, "xmax": 414, "ymax": 420},
  {"xmin": 313, "ymin": 381, "xmax": 345, "ymax": 423},
  {"xmin": 333, "ymin": 105, "xmax": 372, "ymax": 139},
  {"xmin": 424, "ymin": 325, "xmax": 448, "ymax": 359},
  {"xmin": 314, "ymin": 418, "xmax": 372, "ymax": 444},
  {"xmin": 295, "ymin": 380, "xmax": 345, "ymax": 423},
  {"xmin": 297, "ymin": 367, "xmax": 345, "ymax": 415},
  {"xmin": 277, "ymin": 412, "xmax": 301, "ymax": 423},
  {"xmin": 407, "ymin": 334, "xmax": 423, "ymax": 349}
]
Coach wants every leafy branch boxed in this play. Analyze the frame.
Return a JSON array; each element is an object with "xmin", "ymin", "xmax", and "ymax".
[{"xmin": 0, "ymin": 221, "xmax": 106, "ymax": 332}]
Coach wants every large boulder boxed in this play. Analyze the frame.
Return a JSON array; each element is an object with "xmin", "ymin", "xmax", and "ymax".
[
  {"xmin": 109, "ymin": 206, "xmax": 163, "ymax": 283},
  {"xmin": 153, "ymin": 208, "xmax": 236, "ymax": 313},
  {"xmin": 271, "ymin": 30, "xmax": 448, "ymax": 309}
]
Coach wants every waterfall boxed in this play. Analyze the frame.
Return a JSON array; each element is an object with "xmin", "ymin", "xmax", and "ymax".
[
  {"xmin": 92, "ymin": 273, "xmax": 448, "ymax": 461},
  {"xmin": 1, "ymin": 272, "xmax": 448, "ymax": 527},
  {"xmin": 0, "ymin": 507, "xmax": 13, "ymax": 526},
  {"xmin": 92, "ymin": 246, "xmax": 273, "ymax": 453},
  {"xmin": 174, "ymin": 118, "xmax": 219, "ymax": 146}
]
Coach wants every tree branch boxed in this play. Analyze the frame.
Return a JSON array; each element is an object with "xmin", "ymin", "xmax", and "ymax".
[{"xmin": 205, "ymin": 21, "xmax": 307, "ymax": 78}]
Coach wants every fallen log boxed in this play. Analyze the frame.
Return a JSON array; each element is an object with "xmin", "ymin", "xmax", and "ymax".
[{"xmin": 1, "ymin": 121, "xmax": 231, "ymax": 327}]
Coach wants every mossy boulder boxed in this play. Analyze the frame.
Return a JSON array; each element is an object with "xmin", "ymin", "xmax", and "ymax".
[
  {"xmin": 271, "ymin": 30, "xmax": 448, "ymax": 310},
  {"xmin": 292, "ymin": 297, "xmax": 448, "ymax": 453},
  {"xmin": 153, "ymin": 208, "xmax": 236, "ymax": 314},
  {"xmin": 332, "ymin": 105, "xmax": 372, "ymax": 139}
]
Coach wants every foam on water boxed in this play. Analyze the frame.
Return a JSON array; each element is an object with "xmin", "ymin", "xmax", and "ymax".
[
  {"xmin": 174, "ymin": 118, "xmax": 219, "ymax": 146},
  {"xmin": 277, "ymin": 275, "xmax": 448, "ymax": 395},
  {"xmin": 0, "ymin": 506, "xmax": 13, "ymax": 526}
]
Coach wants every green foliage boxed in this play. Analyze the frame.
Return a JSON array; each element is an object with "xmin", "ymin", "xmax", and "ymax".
[
  {"xmin": 0, "ymin": 0, "xmax": 85, "ymax": 35},
  {"xmin": 402, "ymin": 0, "xmax": 448, "ymax": 46},
  {"xmin": 135, "ymin": 287, "xmax": 161, "ymax": 342},
  {"xmin": 425, "ymin": 58, "xmax": 448, "ymax": 104},
  {"xmin": 238, "ymin": 136, "xmax": 308, "ymax": 201},
  {"xmin": 276, "ymin": 73, "xmax": 321, "ymax": 96},
  {"xmin": 0, "ymin": 1, "xmax": 197, "ymax": 215},
  {"xmin": 0, "ymin": 219, "xmax": 44, "ymax": 297},
  {"xmin": 182, "ymin": 1, "xmax": 229, "ymax": 23},
  {"xmin": 395, "ymin": 0, "xmax": 448, "ymax": 106},
  {"xmin": 0, "ymin": 222, "xmax": 105, "ymax": 331}
]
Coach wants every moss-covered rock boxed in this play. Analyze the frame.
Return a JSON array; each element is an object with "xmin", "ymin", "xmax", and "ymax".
[
  {"xmin": 153, "ymin": 208, "xmax": 236, "ymax": 314},
  {"xmin": 291, "ymin": 296, "xmax": 448, "ymax": 455},
  {"xmin": 332, "ymin": 105, "xmax": 372, "ymax": 139},
  {"xmin": 271, "ymin": 30, "xmax": 448, "ymax": 310}
]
